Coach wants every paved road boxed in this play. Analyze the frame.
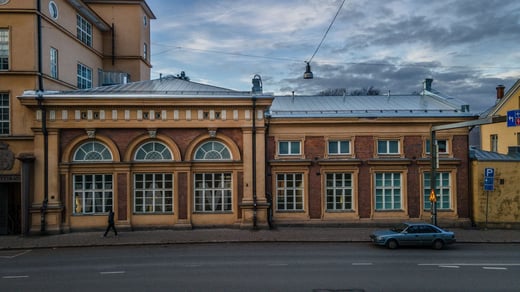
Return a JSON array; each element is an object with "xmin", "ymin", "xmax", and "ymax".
[{"xmin": 1, "ymin": 243, "xmax": 519, "ymax": 291}]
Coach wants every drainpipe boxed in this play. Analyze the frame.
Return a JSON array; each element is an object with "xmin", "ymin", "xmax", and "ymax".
[
  {"xmin": 264, "ymin": 112, "xmax": 273, "ymax": 229},
  {"xmin": 36, "ymin": 0, "xmax": 48, "ymax": 233},
  {"xmin": 252, "ymin": 96, "xmax": 257, "ymax": 229}
]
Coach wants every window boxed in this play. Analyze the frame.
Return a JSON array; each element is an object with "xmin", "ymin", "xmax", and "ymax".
[
  {"xmin": 143, "ymin": 43, "xmax": 148, "ymax": 60},
  {"xmin": 490, "ymin": 134, "xmax": 498, "ymax": 152},
  {"xmin": 73, "ymin": 141, "xmax": 113, "ymax": 161},
  {"xmin": 77, "ymin": 63, "xmax": 92, "ymax": 89},
  {"xmin": 134, "ymin": 173, "xmax": 173, "ymax": 213},
  {"xmin": 276, "ymin": 173, "xmax": 304, "ymax": 211},
  {"xmin": 134, "ymin": 141, "xmax": 172, "ymax": 160},
  {"xmin": 0, "ymin": 93, "xmax": 9, "ymax": 135},
  {"xmin": 377, "ymin": 140, "xmax": 399, "ymax": 155},
  {"xmin": 50, "ymin": 47, "xmax": 58, "ymax": 79},
  {"xmin": 194, "ymin": 141, "xmax": 231, "ymax": 160},
  {"xmin": 194, "ymin": 173, "xmax": 232, "ymax": 212},
  {"xmin": 76, "ymin": 14, "xmax": 92, "ymax": 46},
  {"xmin": 49, "ymin": 1, "xmax": 59, "ymax": 19},
  {"xmin": 73, "ymin": 174, "xmax": 113, "ymax": 214},
  {"xmin": 328, "ymin": 140, "xmax": 350, "ymax": 155},
  {"xmin": 374, "ymin": 172, "xmax": 402, "ymax": 210},
  {"xmin": 426, "ymin": 139, "xmax": 448, "ymax": 154},
  {"xmin": 423, "ymin": 172, "xmax": 451, "ymax": 210},
  {"xmin": 326, "ymin": 173, "xmax": 353, "ymax": 211},
  {"xmin": 0, "ymin": 29, "xmax": 8, "ymax": 70},
  {"xmin": 278, "ymin": 141, "xmax": 301, "ymax": 155}
]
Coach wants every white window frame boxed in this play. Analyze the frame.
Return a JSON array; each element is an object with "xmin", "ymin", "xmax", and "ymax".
[
  {"xmin": 76, "ymin": 14, "xmax": 92, "ymax": 47},
  {"xmin": 194, "ymin": 173, "xmax": 232, "ymax": 212},
  {"xmin": 490, "ymin": 134, "xmax": 498, "ymax": 152},
  {"xmin": 423, "ymin": 172, "xmax": 451, "ymax": 210},
  {"xmin": 0, "ymin": 28, "xmax": 8, "ymax": 70},
  {"xmin": 377, "ymin": 139, "xmax": 400, "ymax": 155},
  {"xmin": 426, "ymin": 139, "xmax": 448, "ymax": 154},
  {"xmin": 194, "ymin": 141, "xmax": 232, "ymax": 160},
  {"xmin": 0, "ymin": 92, "xmax": 9, "ymax": 135},
  {"xmin": 77, "ymin": 63, "xmax": 92, "ymax": 89},
  {"xmin": 134, "ymin": 173, "xmax": 173, "ymax": 213},
  {"xmin": 73, "ymin": 174, "xmax": 113, "ymax": 214},
  {"xmin": 276, "ymin": 173, "xmax": 304, "ymax": 211},
  {"xmin": 73, "ymin": 141, "xmax": 113, "ymax": 161},
  {"xmin": 278, "ymin": 141, "xmax": 301, "ymax": 156},
  {"xmin": 374, "ymin": 172, "xmax": 402, "ymax": 210},
  {"xmin": 328, "ymin": 140, "xmax": 351, "ymax": 155},
  {"xmin": 325, "ymin": 172, "xmax": 353, "ymax": 211},
  {"xmin": 134, "ymin": 141, "xmax": 173, "ymax": 161},
  {"xmin": 50, "ymin": 47, "xmax": 58, "ymax": 79}
]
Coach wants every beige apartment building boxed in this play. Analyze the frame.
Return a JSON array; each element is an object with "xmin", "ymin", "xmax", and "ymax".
[{"xmin": 0, "ymin": 0, "xmax": 155, "ymax": 234}]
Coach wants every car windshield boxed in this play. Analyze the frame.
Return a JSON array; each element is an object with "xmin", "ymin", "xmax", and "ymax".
[{"xmin": 390, "ymin": 223, "xmax": 408, "ymax": 233}]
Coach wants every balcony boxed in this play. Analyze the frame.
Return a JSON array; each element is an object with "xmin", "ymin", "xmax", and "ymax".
[{"xmin": 99, "ymin": 71, "xmax": 130, "ymax": 86}]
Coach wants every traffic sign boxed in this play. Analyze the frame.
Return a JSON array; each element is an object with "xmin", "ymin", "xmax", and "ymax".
[
  {"xmin": 507, "ymin": 110, "xmax": 520, "ymax": 127},
  {"xmin": 484, "ymin": 167, "xmax": 494, "ymax": 191}
]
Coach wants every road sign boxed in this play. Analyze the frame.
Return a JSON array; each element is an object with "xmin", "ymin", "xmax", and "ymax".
[
  {"xmin": 484, "ymin": 167, "xmax": 494, "ymax": 191},
  {"xmin": 507, "ymin": 110, "xmax": 520, "ymax": 127},
  {"xmin": 429, "ymin": 189, "xmax": 436, "ymax": 203}
]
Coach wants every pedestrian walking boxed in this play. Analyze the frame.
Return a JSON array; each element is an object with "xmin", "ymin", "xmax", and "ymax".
[{"xmin": 103, "ymin": 208, "xmax": 118, "ymax": 237}]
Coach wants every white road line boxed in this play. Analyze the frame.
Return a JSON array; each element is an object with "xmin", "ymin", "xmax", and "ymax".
[
  {"xmin": 439, "ymin": 265, "xmax": 460, "ymax": 269},
  {"xmin": 3, "ymin": 275, "xmax": 29, "ymax": 279},
  {"xmin": 352, "ymin": 263, "xmax": 373, "ymax": 266},
  {"xmin": 99, "ymin": 271, "xmax": 125, "ymax": 275},
  {"xmin": 419, "ymin": 263, "xmax": 520, "ymax": 267},
  {"xmin": 483, "ymin": 267, "xmax": 508, "ymax": 270},
  {"xmin": 0, "ymin": 250, "xmax": 32, "ymax": 259}
]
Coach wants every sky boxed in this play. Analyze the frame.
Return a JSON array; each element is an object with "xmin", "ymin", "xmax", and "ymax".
[{"xmin": 147, "ymin": 0, "xmax": 520, "ymax": 113}]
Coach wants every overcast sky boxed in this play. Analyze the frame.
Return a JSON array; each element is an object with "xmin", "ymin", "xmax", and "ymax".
[{"xmin": 147, "ymin": 0, "xmax": 520, "ymax": 113}]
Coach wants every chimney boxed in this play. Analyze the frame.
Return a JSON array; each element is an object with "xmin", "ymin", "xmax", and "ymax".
[
  {"xmin": 423, "ymin": 78, "xmax": 433, "ymax": 91},
  {"xmin": 496, "ymin": 85, "xmax": 505, "ymax": 100}
]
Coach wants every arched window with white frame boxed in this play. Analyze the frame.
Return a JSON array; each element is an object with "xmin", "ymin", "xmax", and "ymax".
[
  {"xmin": 194, "ymin": 140, "xmax": 232, "ymax": 160},
  {"xmin": 73, "ymin": 141, "xmax": 113, "ymax": 161},
  {"xmin": 134, "ymin": 141, "xmax": 173, "ymax": 161}
]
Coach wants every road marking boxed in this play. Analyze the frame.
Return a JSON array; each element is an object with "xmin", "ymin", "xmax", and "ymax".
[
  {"xmin": 483, "ymin": 267, "xmax": 508, "ymax": 270},
  {"xmin": 99, "ymin": 271, "xmax": 125, "ymax": 275},
  {"xmin": 352, "ymin": 263, "xmax": 373, "ymax": 266},
  {"xmin": 439, "ymin": 265, "xmax": 460, "ymax": 269},
  {"xmin": 0, "ymin": 250, "xmax": 32, "ymax": 259},
  {"xmin": 3, "ymin": 275, "xmax": 29, "ymax": 279},
  {"xmin": 419, "ymin": 263, "xmax": 520, "ymax": 267}
]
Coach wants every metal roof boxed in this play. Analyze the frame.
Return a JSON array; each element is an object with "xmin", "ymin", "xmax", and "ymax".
[
  {"xmin": 269, "ymin": 91, "xmax": 476, "ymax": 118},
  {"xmin": 470, "ymin": 148, "xmax": 520, "ymax": 161},
  {"xmin": 49, "ymin": 76, "xmax": 252, "ymax": 97}
]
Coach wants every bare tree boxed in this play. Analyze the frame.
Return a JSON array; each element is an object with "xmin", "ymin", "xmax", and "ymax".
[{"xmin": 317, "ymin": 88, "xmax": 348, "ymax": 96}]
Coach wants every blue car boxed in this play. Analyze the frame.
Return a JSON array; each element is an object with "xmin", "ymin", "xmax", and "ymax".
[{"xmin": 370, "ymin": 222, "xmax": 456, "ymax": 250}]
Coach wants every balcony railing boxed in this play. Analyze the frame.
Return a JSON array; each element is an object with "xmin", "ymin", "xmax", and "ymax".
[{"xmin": 99, "ymin": 71, "xmax": 130, "ymax": 86}]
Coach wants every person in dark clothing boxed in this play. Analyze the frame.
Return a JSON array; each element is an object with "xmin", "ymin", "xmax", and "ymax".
[{"xmin": 103, "ymin": 208, "xmax": 118, "ymax": 237}]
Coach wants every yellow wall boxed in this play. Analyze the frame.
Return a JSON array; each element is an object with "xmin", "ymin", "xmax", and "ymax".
[{"xmin": 471, "ymin": 160, "xmax": 520, "ymax": 228}]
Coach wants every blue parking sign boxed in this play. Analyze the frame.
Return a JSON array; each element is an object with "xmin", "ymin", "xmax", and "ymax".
[{"xmin": 484, "ymin": 168, "xmax": 494, "ymax": 191}]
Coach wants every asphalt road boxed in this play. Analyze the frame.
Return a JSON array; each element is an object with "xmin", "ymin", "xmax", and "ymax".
[{"xmin": 1, "ymin": 243, "xmax": 519, "ymax": 292}]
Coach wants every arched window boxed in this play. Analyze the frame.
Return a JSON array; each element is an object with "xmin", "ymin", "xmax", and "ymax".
[
  {"xmin": 194, "ymin": 141, "xmax": 232, "ymax": 160},
  {"xmin": 134, "ymin": 141, "xmax": 173, "ymax": 161},
  {"xmin": 73, "ymin": 141, "xmax": 113, "ymax": 161}
]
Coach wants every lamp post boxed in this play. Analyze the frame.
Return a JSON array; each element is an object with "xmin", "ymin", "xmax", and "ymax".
[{"xmin": 36, "ymin": 91, "xmax": 49, "ymax": 233}]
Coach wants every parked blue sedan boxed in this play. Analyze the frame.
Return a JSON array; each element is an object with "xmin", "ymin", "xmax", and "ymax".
[{"xmin": 369, "ymin": 222, "xmax": 456, "ymax": 250}]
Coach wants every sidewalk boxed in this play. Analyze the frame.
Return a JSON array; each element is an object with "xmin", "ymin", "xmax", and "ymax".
[{"xmin": 1, "ymin": 227, "xmax": 520, "ymax": 250}]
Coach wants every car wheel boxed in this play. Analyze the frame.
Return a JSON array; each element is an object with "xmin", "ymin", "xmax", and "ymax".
[
  {"xmin": 386, "ymin": 239, "xmax": 398, "ymax": 249},
  {"xmin": 432, "ymin": 239, "xmax": 444, "ymax": 250}
]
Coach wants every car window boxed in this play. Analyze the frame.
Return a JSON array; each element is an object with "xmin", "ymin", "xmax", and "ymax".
[{"xmin": 391, "ymin": 223, "xmax": 407, "ymax": 233}]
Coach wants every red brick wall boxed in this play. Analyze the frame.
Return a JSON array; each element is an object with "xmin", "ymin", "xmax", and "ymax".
[
  {"xmin": 117, "ymin": 173, "xmax": 127, "ymax": 220},
  {"xmin": 355, "ymin": 136, "xmax": 374, "ymax": 218},
  {"xmin": 453, "ymin": 135, "xmax": 470, "ymax": 217},
  {"xmin": 404, "ymin": 136, "xmax": 422, "ymax": 218},
  {"xmin": 305, "ymin": 136, "xmax": 324, "ymax": 219},
  {"xmin": 178, "ymin": 172, "xmax": 187, "ymax": 219}
]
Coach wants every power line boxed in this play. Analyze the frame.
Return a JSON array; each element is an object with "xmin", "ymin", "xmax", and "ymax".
[
  {"xmin": 307, "ymin": 0, "xmax": 347, "ymax": 64},
  {"xmin": 151, "ymin": 43, "xmax": 520, "ymax": 71}
]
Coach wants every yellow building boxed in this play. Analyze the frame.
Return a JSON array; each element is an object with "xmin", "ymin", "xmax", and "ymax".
[
  {"xmin": 480, "ymin": 81, "xmax": 520, "ymax": 154},
  {"xmin": 0, "ymin": 0, "xmax": 155, "ymax": 234},
  {"xmin": 474, "ymin": 80, "xmax": 520, "ymax": 228}
]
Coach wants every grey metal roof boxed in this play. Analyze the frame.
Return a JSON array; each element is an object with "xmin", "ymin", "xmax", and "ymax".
[
  {"xmin": 51, "ymin": 76, "xmax": 251, "ymax": 97},
  {"xmin": 269, "ymin": 90, "xmax": 476, "ymax": 118},
  {"xmin": 470, "ymin": 148, "xmax": 520, "ymax": 161}
]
